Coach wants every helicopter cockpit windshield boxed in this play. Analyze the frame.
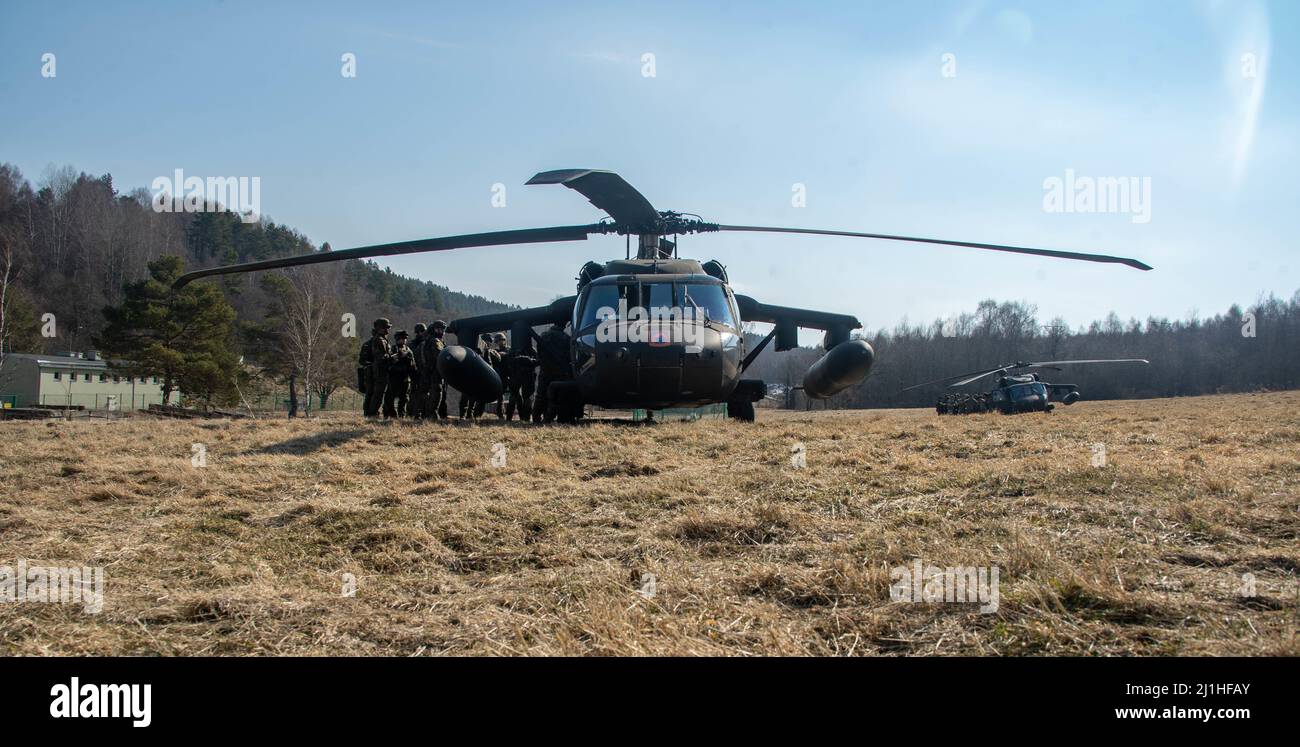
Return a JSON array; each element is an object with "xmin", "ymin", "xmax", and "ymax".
[
  {"xmin": 682, "ymin": 284, "xmax": 735, "ymax": 327},
  {"xmin": 577, "ymin": 280, "xmax": 737, "ymax": 332},
  {"xmin": 1007, "ymin": 382, "xmax": 1048, "ymax": 402}
]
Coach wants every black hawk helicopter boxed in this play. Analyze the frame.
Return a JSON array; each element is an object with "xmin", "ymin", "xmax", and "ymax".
[
  {"xmin": 174, "ymin": 169, "xmax": 1152, "ymax": 422},
  {"xmin": 903, "ymin": 359, "xmax": 1151, "ymax": 415}
]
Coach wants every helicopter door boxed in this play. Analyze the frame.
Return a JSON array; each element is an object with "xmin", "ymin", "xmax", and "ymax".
[{"xmin": 585, "ymin": 282, "xmax": 640, "ymax": 395}]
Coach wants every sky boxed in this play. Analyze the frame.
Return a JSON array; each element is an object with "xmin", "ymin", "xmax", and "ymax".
[{"xmin": 1, "ymin": 0, "xmax": 1296, "ymax": 335}]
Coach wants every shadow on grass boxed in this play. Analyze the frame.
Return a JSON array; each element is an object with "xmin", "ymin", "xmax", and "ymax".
[{"xmin": 251, "ymin": 429, "xmax": 371, "ymax": 456}]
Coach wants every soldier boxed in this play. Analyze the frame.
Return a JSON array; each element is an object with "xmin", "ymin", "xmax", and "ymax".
[
  {"xmin": 408, "ymin": 323, "xmax": 429, "ymax": 419},
  {"xmin": 489, "ymin": 332, "xmax": 510, "ymax": 420},
  {"xmin": 420, "ymin": 320, "xmax": 449, "ymax": 419},
  {"xmin": 504, "ymin": 335, "xmax": 538, "ymax": 422},
  {"xmin": 532, "ymin": 321, "xmax": 573, "ymax": 424},
  {"xmin": 384, "ymin": 330, "xmax": 417, "ymax": 418},
  {"xmin": 359, "ymin": 318, "xmax": 393, "ymax": 417}
]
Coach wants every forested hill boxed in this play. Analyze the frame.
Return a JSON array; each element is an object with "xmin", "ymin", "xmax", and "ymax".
[
  {"xmin": 741, "ymin": 296, "xmax": 1300, "ymax": 409},
  {"xmin": 0, "ymin": 163, "xmax": 514, "ymax": 355}
]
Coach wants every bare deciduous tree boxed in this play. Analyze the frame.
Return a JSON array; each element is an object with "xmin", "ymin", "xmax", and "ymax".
[
  {"xmin": 0, "ymin": 231, "xmax": 18, "ymax": 392},
  {"xmin": 277, "ymin": 269, "xmax": 348, "ymax": 417}
]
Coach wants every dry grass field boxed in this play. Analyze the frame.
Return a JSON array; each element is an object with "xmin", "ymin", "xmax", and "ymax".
[{"xmin": 1, "ymin": 392, "xmax": 1297, "ymax": 656}]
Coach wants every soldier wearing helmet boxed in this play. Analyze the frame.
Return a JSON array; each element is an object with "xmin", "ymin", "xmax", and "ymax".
[
  {"xmin": 504, "ymin": 333, "xmax": 538, "ymax": 422},
  {"xmin": 420, "ymin": 320, "xmax": 449, "ymax": 419},
  {"xmin": 489, "ymin": 332, "xmax": 510, "ymax": 420},
  {"xmin": 384, "ymin": 329, "xmax": 417, "ymax": 418},
  {"xmin": 359, "ymin": 318, "xmax": 393, "ymax": 418},
  {"xmin": 533, "ymin": 321, "xmax": 573, "ymax": 423},
  {"xmin": 409, "ymin": 323, "xmax": 429, "ymax": 419}
]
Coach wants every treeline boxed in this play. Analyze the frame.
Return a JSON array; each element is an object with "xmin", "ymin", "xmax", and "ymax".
[
  {"xmin": 745, "ymin": 296, "xmax": 1300, "ymax": 409},
  {"xmin": 0, "ymin": 163, "xmax": 514, "ymax": 357},
  {"xmin": 4, "ymin": 162, "xmax": 1297, "ymax": 411}
]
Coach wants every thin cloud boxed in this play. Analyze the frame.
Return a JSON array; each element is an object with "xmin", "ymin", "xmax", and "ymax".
[{"xmin": 1225, "ymin": 5, "xmax": 1270, "ymax": 191}]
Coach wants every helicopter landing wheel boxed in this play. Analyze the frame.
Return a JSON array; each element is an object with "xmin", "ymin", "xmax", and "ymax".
[
  {"xmin": 727, "ymin": 398, "xmax": 755, "ymax": 422},
  {"xmin": 554, "ymin": 386, "xmax": 585, "ymax": 424},
  {"xmin": 556, "ymin": 401, "xmax": 584, "ymax": 424}
]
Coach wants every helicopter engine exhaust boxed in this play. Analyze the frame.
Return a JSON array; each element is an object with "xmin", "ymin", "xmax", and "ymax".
[
  {"xmin": 437, "ymin": 346, "xmax": 503, "ymax": 401},
  {"xmin": 802, "ymin": 339, "xmax": 874, "ymax": 399}
]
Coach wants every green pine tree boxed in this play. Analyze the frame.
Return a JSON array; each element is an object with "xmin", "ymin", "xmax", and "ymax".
[{"xmin": 95, "ymin": 255, "xmax": 240, "ymax": 407}]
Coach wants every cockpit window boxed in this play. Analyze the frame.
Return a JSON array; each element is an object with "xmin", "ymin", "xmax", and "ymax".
[
  {"xmin": 577, "ymin": 280, "xmax": 737, "ymax": 330},
  {"xmin": 1008, "ymin": 383, "xmax": 1047, "ymax": 401},
  {"xmin": 682, "ymin": 284, "xmax": 736, "ymax": 328},
  {"xmin": 579, "ymin": 283, "xmax": 630, "ymax": 329},
  {"xmin": 645, "ymin": 282, "xmax": 674, "ymax": 313}
]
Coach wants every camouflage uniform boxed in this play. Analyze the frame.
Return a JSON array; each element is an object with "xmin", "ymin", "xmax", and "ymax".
[
  {"xmin": 532, "ymin": 323, "xmax": 572, "ymax": 424},
  {"xmin": 408, "ymin": 323, "xmax": 429, "ymax": 419},
  {"xmin": 420, "ymin": 321, "xmax": 449, "ymax": 419},
  {"xmin": 383, "ymin": 331, "xmax": 417, "ymax": 418},
  {"xmin": 359, "ymin": 319, "xmax": 393, "ymax": 417},
  {"xmin": 504, "ymin": 338, "xmax": 538, "ymax": 422},
  {"xmin": 489, "ymin": 333, "xmax": 510, "ymax": 420}
]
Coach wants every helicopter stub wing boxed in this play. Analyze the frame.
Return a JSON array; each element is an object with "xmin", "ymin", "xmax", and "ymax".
[
  {"xmin": 734, "ymin": 295, "xmax": 872, "ymax": 399},
  {"xmin": 734, "ymin": 295, "xmax": 861, "ymax": 351},
  {"xmin": 526, "ymin": 169, "xmax": 660, "ymax": 229},
  {"xmin": 441, "ymin": 297, "xmax": 577, "ymax": 397},
  {"xmin": 447, "ymin": 296, "xmax": 577, "ymax": 351}
]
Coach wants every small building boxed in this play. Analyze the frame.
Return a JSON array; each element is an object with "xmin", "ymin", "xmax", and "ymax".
[{"xmin": 0, "ymin": 351, "xmax": 181, "ymax": 410}]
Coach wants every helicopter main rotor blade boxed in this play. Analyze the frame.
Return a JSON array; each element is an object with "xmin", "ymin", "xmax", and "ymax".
[
  {"xmin": 902, "ymin": 358, "xmax": 1151, "ymax": 392},
  {"xmin": 1025, "ymin": 359, "xmax": 1150, "ymax": 367},
  {"xmin": 716, "ymin": 225, "xmax": 1153, "ymax": 271},
  {"xmin": 950, "ymin": 369, "xmax": 1011, "ymax": 387},
  {"xmin": 901, "ymin": 364, "xmax": 1015, "ymax": 392},
  {"xmin": 527, "ymin": 169, "xmax": 659, "ymax": 228},
  {"xmin": 172, "ymin": 224, "xmax": 603, "ymax": 288},
  {"xmin": 950, "ymin": 359, "xmax": 1148, "ymax": 387}
]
